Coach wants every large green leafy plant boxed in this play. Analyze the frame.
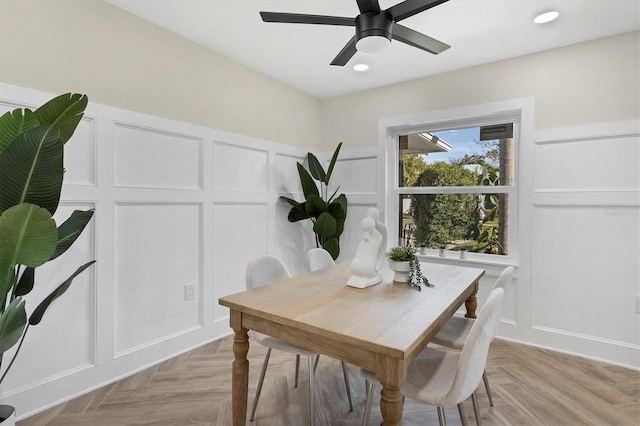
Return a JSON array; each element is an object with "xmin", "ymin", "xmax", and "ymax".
[
  {"xmin": 0, "ymin": 93, "xmax": 95, "ymax": 384},
  {"xmin": 280, "ymin": 143, "xmax": 347, "ymax": 260}
]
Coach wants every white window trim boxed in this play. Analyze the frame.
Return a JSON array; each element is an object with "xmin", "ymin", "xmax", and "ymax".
[{"xmin": 377, "ymin": 98, "xmax": 535, "ymax": 267}]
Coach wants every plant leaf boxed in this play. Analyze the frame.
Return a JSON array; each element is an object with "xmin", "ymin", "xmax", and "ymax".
[
  {"xmin": 324, "ymin": 142, "xmax": 342, "ymax": 185},
  {"xmin": 305, "ymin": 194, "xmax": 327, "ymax": 217},
  {"xmin": 287, "ymin": 204, "xmax": 311, "ymax": 222},
  {"xmin": 313, "ymin": 212, "xmax": 337, "ymax": 239},
  {"xmin": 0, "ymin": 109, "xmax": 39, "ymax": 155},
  {"xmin": 306, "ymin": 152, "xmax": 326, "ymax": 182},
  {"xmin": 0, "ymin": 297, "xmax": 26, "ymax": 353},
  {"xmin": 279, "ymin": 196, "xmax": 303, "ymax": 210},
  {"xmin": 29, "ymin": 260, "xmax": 96, "ymax": 326},
  {"xmin": 0, "ymin": 125, "xmax": 64, "ymax": 215},
  {"xmin": 322, "ymin": 237, "xmax": 340, "ymax": 260},
  {"xmin": 297, "ymin": 163, "xmax": 319, "ymax": 199},
  {"xmin": 0, "ymin": 203, "xmax": 57, "ymax": 269},
  {"xmin": 14, "ymin": 267, "xmax": 35, "ymax": 297},
  {"xmin": 51, "ymin": 209, "xmax": 94, "ymax": 260},
  {"xmin": 34, "ymin": 93, "xmax": 88, "ymax": 144},
  {"xmin": 328, "ymin": 199, "xmax": 346, "ymax": 222}
]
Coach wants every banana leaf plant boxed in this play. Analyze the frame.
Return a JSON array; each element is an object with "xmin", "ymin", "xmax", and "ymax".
[
  {"xmin": 0, "ymin": 93, "xmax": 95, "ymax": 384},
  {"xmin": 280, "ymin": 143, "xmax": 347, "ymax": 260}
]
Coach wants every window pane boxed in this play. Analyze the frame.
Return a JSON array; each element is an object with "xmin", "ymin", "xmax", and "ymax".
[
  {"xmin": 399, "ymin": 193, "xmax": 509, "ymax": 255},
  {"xmin": 399, "ymin": 125, "xmax": 514, "ymax": 187}
]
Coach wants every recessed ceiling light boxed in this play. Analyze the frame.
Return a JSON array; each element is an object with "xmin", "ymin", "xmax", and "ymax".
[
  {"xmin": 353, "ymin": 63, "xmax": 369, "ymax": 72},
  {"xmin": 534, "ymin": 10, "xmax": 559, "ymax": 24}
]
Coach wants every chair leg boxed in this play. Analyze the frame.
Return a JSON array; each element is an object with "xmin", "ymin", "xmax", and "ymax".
[
  {"xmin": 308, "ymin": 355, "xmax": 315, "ymax": 426},
  {"xmin": 250, "ymin": 348, "xmax": 271, "ymax": 422},
  {"xmin": 482, "ymin": 369, "xmax": 494, "ymax": 407},
  {"xmin": 340, "ymin": 361, "xmax": 354, "ymax": 411},
  {"xmin": 471, "ymin": 391, "xmax": 482, "ymax": 426},
  {"xmin": 436, "ymin": 406, "xmax": 447, "ymax": 426},
  {"xmin": 314, "ymin": 354, "xmax": 320, "ymax": 373},
  {"xmin": 294, "ymin": 354, "xmax": 300, "ymax": 388},
  {"xmin": 457, "ymin": 402, "xmax": 469, "ymax": 426},
  {"xmin": 362, "ymin": 379, "xmax": 374, "ymax": 426}
]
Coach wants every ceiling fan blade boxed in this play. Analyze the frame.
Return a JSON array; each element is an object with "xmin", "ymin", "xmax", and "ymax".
[
  {"xmin": 356, "ymin": 0, "xmax": 381, "ymax": 14},
  {"xmin": 330, "ymin": 36, "xmax": 358, "ymax": 66},
  {"xmin": 387, "ymin": 0, "xmax": 449, "ymax": 22},
  {"xmin": 260, "ymin": 12, "xmax": 354, "ymax": 26},
  {"xmin": 392, "ymin": 24, "xmax": 450, "ymax": 54}
]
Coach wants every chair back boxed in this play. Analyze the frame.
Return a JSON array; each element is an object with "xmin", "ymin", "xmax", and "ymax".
[
  {"xmin": 492, "ymin": 266, "xmax": 514, "ymax": 291},
  {"xmin": 246, "ymin": 255, "xmax": 292, "ymax": 290},
  {"xmin": 445, "ymin": 288, "xmax": 504, "ymax": 404},
  {"xmin": 304, "ymin": 248, "xmax": 335, "ymax": 272}
]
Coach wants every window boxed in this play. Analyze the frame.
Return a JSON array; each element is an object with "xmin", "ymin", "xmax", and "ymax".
[{"xmin": 383, "ymin": 104, "xmax": 524, "ymax": 262}]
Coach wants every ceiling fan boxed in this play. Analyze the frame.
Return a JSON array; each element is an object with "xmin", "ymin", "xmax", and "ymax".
[{"xmin": 260, "ymin": 0, "xmax": 451, "ymax": 66}]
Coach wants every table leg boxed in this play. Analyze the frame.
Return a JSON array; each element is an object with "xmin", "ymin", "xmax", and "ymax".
[
  {"xmin": 380, "ymin": 384, "xmax": 403, "ymax": 425},
  {"xmin": 231, "ymin": 311, "xmax": 249, "ymax": 426},
  {"xmin": 464, "ymin": 280, "xmax": 479, "ymax": 319},
  {"xmin": 377, "ymin": 356, "xmax": 405, "ymax": 426}
]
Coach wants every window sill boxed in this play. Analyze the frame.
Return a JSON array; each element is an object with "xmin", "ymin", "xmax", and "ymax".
[{"xmin": 417, "ymin": 252, "xmax": 518, "ymax": 269}]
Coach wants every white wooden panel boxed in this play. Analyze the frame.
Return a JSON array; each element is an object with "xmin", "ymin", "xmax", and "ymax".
[
  {"xmin": 275, "ymin": 153, "xmax": 304, "ymax": 194},
  {"xmin": 213, "ymin": 203, "xmax": 268, "ymax": 321},
  {"xmin": 213, "ymin": 142, "xmax": 268, "ymax": 192},
  {"xmin": 331, "ymin": 157, "xmax": 378, "ymax": 194},
  {"xmin": 114, "ymin": 123, "xmax": 203, "ymax": 190},
  {"xmin": 532, "ymin": 205, "xmax": 640, "ymax": 345},
  {"xmin": 2, "ymin": 203, "xmax": 95, "ymax": 389},
  {"xmin": 64, "ymin": 117, "xmax": 96, "ymax": 186},
  {"xmin": 534, "ymin": 135, "xmax": 640, "ymax": 190},
  {"xmin": 114, "ymin": 203, "xmax": 201, "ymax": 355}
]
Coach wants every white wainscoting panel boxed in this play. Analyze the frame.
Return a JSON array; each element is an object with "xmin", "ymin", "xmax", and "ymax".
[
  {"xmin": 114, "ymin": 123, "xmax": 203, "ymax": 190},
  {"xmin": 213, "ymin": 142, "xmax": 268, "ymax": 193},
  {"xmin": 534, "ymin": 134, "xmax": 639, "ymax": 191},
  {"xmin": 274, "ymin": 152, "xmax": 305, "ymax": 194},
  {"xmin": 213, "ymin": 203, "xmax": 269, "ymax": 322},
  {"xmin": 526, "ymin": 120, "xmax": 640, "ymax": 368},
  {"xmin": 64, "ymin": 117, "xmax": 97, "ymax": 186},
  {"xmin": 331, "ymin": 156, "xmax": 378, "ymax": 195},
  {"xmin": 114, "ymin": 203, "xmax": 202, "ymax": 356},
  {"xmin": 531, "ymin": 205, "xmax": 640, "ymax": 345}
]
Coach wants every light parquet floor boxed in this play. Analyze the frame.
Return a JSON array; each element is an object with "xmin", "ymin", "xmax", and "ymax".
[{"xmin": 18, "ymin": 337, "xmax": 640, "ymax": 425}]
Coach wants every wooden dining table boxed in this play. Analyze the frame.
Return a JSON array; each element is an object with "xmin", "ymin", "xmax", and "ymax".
[{"xmin": 218, "ymin": 261, "xmax": 484, "ymax": 425}]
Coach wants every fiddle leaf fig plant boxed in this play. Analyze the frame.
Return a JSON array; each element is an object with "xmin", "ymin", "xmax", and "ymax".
[
  {"xmin": 0, "ymin": 93, "xmax": 95, "ymax": 384},
  {"xmin": 280, "ymin": 143, "xmax": 347, "ymax": 260}
]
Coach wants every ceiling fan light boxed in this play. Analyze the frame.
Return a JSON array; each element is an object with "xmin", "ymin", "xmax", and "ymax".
[
  {"xmin": 356, "ymin": 35, "xmax": 391, "ymax": 54},
  {"xmin": 534, "ymin": 10, "xmax": 559, "ymax": 24}
]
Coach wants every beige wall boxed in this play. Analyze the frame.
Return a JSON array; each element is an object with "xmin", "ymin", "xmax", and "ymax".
[
  {"xmin": 1, "ymin": 1, "xmax": 637, "ymax": 152},
  {"xmin": 0, "ymin": 0, "xmax": 322, "ymax": 149},
  {"xmin": 321, "ymin": 31, "xmax": 640, "ymax": 149}
]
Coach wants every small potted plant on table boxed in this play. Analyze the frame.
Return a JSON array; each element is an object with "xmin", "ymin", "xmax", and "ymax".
[{"xmin": 386, "ymin": 247, "xmax": 432, "ymax": 291}]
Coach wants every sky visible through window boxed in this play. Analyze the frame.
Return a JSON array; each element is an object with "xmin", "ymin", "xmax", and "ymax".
[{"xmin": 422, "ymin": 127, "xmax": 483, "ymax": 164}]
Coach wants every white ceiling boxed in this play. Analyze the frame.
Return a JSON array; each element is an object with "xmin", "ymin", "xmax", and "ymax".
[{"xmin": 105, "ymin": 0, "xmax": 639, "ymax": 98}]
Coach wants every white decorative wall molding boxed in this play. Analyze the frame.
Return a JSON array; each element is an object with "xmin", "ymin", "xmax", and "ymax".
[
  {"xmin": 0, "ymin": 82, "xmax": 322, "ymax": 419},
  {"xmin": 113, "ymin": 121, "xmax": 204, "ymax": 191}
]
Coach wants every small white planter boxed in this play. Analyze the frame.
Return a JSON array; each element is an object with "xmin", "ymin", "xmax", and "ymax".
[
  {"xmin": 419, "ymin": 247, "xmax": 428, "ymax": 255},
  {"xmin": 388, "ymin": 260, "xmax": 410, "ymax": 282},
  {"xmin": 0, "ymin": 405, "xmax": 15, "ymax": 426}
]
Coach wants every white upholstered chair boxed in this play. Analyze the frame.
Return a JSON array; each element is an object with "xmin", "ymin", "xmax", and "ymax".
[
  {"xmin": 246, "ymin": 255, "xmax": 318, "ymax": 424},
  {"xmin": 304, "ymin": 248, "xmax": 354, "ymax": 411},
  {"xmin": 360, "ymin": 288, "xmax": 505, "ymax": 426},
  {"xmin": 431, "ymin": 266, "xmax": 514, "ymax": 406}
]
